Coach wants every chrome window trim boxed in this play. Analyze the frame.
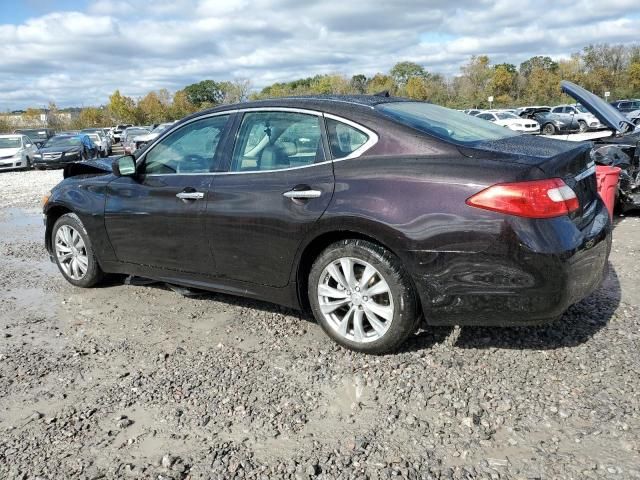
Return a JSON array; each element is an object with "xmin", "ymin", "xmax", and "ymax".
[{"xmin": 140, "ymin": 107, "xmax": 379, "ymax": 177}]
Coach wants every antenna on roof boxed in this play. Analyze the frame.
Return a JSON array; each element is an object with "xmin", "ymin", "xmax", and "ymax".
[{"xmin": 373, "ymin": 90, "xmax": 390, "ymax": 97}]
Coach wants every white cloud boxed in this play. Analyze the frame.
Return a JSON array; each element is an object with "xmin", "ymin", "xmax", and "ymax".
[{"xmin": 0, "ymin": 0, "xmax": 639, "ymax": 109}]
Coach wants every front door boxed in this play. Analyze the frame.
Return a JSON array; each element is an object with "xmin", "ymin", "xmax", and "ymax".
[
  {"xmin": 206, "ymin": 110, "xmax": 334, "ymax": 287},
  {"xmin": 105, "ymin": 114, "xmax": 231, "ymax": 274}
]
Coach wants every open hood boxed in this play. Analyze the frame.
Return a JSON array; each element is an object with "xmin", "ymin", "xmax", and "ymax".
[
  {"xmin": 63, "ymin": 158, "xmax": 113, "ymax": 178},
  {"xmin": 561, "ymin": 80, "xmax": 635, "ymax": 135}
]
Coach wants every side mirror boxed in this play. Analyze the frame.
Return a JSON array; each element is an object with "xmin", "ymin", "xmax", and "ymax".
[{"xmin": 112, "ymin": 155, "xmax": 136, "ymax": 176}]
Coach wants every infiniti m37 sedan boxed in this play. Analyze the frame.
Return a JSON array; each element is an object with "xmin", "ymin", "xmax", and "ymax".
[{"xmin": 43, "ymin": 95, "xmax": 611, "ymax": 353}]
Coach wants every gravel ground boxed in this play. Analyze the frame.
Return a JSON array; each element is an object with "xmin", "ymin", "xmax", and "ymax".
[{"xmin": 0, "ymin": 169, "xmax": 638, "ymax": 480}]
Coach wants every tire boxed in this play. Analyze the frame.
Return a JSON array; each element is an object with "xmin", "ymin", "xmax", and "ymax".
[
  {"xmin": 578, "ymin": 120, "xmax": 588, "ymax": 133},
  {"xmin": 542, "ymin": 123, "xmax": 557, "ymax": 135},
  {"xmin": 24, "ymin": 157, "xmax": 32, "ymax": 170},
  {"xmin": 52, "ymin": 213, "xmax": 104, "ymax": 288},
  {"xmin": 308, "ymin": 239, "xmax": 419, "ymax": 354},
  {"xmin": 633, "ymin": 118, "xmax": 640, "ymax": 126}
]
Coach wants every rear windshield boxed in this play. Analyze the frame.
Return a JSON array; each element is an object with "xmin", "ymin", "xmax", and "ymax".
[{"xmin": 378, "ymin": 102, "xmax": 519, "ymax": 144}]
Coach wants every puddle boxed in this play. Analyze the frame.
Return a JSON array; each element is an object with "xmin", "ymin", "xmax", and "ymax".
[{"xmin": 0, "ymin": 207, "xmax": 44, "ymax": 243}]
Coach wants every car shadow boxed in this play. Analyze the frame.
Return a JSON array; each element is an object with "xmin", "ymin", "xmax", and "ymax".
[{"xmin": 450, "ymin": 263, "xmax": 620, "ymax": 351}]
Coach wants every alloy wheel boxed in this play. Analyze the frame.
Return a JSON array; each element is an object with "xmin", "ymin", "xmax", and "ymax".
[
  {"xmin": 55, "ymin": 225, "xmax": 89, "ymax": 280},
  {"xmin": 317, "ymin": 257, "xmax": 394, "ymax": 343}
]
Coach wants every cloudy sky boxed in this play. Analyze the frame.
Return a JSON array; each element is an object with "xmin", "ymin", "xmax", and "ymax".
[{"xmin": 1, "ymin": 0, "xmax": 639, "ymax": 110}]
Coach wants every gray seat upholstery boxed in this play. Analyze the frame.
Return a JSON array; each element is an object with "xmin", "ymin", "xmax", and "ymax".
[{"xmin": 259, "ymin": 144, "xmax": 289, "ymax": 170}]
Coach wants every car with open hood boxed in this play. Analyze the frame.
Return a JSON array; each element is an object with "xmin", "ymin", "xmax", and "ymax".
[
  {"xmin": 519, "ymin": 107, "xmax": 579, "ymax": 135},
  {"xmin": 561, "ymin": 81, "xmax": 640, "ymax": 212},
  {"xmin": 42, "ymin": 95, "xmax": 611, "ymax": 354}
]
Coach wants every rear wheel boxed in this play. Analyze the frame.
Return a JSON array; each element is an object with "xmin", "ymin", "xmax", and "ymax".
[
  {"xmin": 542, "ymin": 123, "xmax": 557, "ymax": 135},
  {"xmin": 52, "ymin": 213, "xmax": 104, "ymax": 288},
  {"xmin": 308, "ymin": 239, "xmax": 419, "ymax": 354}
]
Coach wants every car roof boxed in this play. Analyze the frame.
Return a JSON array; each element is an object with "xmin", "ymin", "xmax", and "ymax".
[{"xmin": 0, "ymin": 134, "xmax": 22, "ymax": 138}]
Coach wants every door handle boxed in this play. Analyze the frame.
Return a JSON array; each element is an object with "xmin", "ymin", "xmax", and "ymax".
[
  {"xmin": 283, "ymin": 189, "xmax": 322, "ymax": 199},
  {"xmin": 176, "ymin": 191, "xmax": 204, "ymax": 200}
]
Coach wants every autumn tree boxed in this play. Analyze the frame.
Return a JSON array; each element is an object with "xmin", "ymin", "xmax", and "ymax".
[
  {"xmin": 350, "ymin": 74, "xmax": 367, "ymax": 94},
  {"xmin": 107, "ymin": 90, "xmax": 136, "ymax": 123},
  {"xmin": 366, "ymin": 73, "xmax": 397, "ymax": 95}
]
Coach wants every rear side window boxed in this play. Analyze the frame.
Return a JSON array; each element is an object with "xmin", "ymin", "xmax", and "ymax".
[
  {"xmin": 325, "ymin": 118, "xmax": 369, "ymax": 159},
  {"xmin": 377, "ymin": 102, "xmax": 519, "ymax": 144},
  {"xmin": 231, "ymin": 111, "xmax": 323, "ymax": 172}
]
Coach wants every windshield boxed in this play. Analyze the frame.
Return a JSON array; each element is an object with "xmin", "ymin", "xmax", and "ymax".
[
  {"xmin": 575, "ymin": 105, "xmax": 589, "ymax": 113},
  {"xmin": 495, "ymin": 112, "xmax": 519, "ymax": 120},
  {"xmin": 88, "ymin": 135, "xmax": 100, "ymax": 142},
  {"xmin": 0, "ymin": 137, "xmax": 22, "ymax": 148},
  {"xmin": 377, "ymin": 102, "xmax": 519, "ymax": 144},
  {"xmin": 16, "ymin": 130, "xmax": 47, "ymax": 140},
  {"xmin": 152, "ymin": 124, "xmax": 171, "ymax": 134},
  {"xmin": 44, "ymin": 137, "xmax": 82, "ymax": 148}
]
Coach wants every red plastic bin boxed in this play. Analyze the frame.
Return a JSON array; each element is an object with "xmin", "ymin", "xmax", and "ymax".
[{"xmin": 595, "ymin": 165, "xmax": 621, "ymax": 220}]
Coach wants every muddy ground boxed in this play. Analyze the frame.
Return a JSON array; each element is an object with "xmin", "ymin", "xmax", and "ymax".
[{"xmin": 0, "ymin": 169, "xmax": 638, "ymax": 479}]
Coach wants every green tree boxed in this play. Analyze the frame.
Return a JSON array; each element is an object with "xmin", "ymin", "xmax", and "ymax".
[
  {"xmin": 519, "ymin": 56, "xmax": 558, "ymax": 78},
  {"xmin": 107, "ymin": 90, "xmax": 136, "ymax": 123},
  {"xmin": 183, "ymin": 80, "xmax": 224, "ymax": 107},
  {"xmin": 350, "ymin": 74, "xmax": 367, "ymax": 94},
  {"xmin": 390, "ymin": 61, "xmax": 428, "ymax": 86}
]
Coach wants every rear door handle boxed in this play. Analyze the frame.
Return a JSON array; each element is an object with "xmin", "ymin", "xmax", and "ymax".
[
  {"xmin": 176, "ymin": 191, "xmax": 204, "ymax": 200},
  {"xmin": 283, "ymin": 189, "xmax": 322, "ymax": 199}
]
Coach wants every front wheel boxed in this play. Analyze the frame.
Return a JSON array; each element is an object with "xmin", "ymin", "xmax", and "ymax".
[
  {"xmin": 542, "ymin": 123, "xmax": 557, "ymax": 135},
  {"xmin": 52, "ymin": 213, "xmax": 104, "ymax": 287},
  {"xmin": 308, "ymin": 239, "xmax": 419, "ymax": 354},
  {"xmin": 578, "ymin": 120, "xmax": 588, "ymax": 132}
]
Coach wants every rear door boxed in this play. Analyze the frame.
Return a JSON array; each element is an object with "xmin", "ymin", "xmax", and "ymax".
[
  {"xmin": 104, "ymin": 114, "xmax": 231, "ymax": 274},
  {"xmin": 205, "ymin": 109, "xmax": 334, "ymax": 287}
]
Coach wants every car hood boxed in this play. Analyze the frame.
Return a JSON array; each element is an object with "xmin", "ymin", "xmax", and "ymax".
[
  {"xmin": 561, "ymin": 80, "xmax": 635, "ymax": 135},
  {"xmin": 0, "ymin": 148, "xmax": 20, "ymax": 157},
  {"xmin": 63, "ymin": 158, "xmax": 113, "ymax": 178}
]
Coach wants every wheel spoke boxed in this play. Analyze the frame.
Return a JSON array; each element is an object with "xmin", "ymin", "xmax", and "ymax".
[
  {"xmin": 339, "ymin": 258, "xmax": 357, "ymax": 290},
  {"xmin": 320, "ymin": 298, "xmax": 350, "ymax": 314},
  {"xmin": 326, "ymin": 263, "xmax": 349, "ymax": 290},
  {"xmin": 76, "ymin": 256, "xmax": 88, "ymax": 272},
  {"xmin": 353, "ymin": 309, "xmax": 365, "ymax": 341},
  {"xmin": 359, "ymin": 265, "xmax": 376, "ymax": 289},
  {"xmin": 318, "ymin": 284, "xmax": 349, "ymax": 299},
  {"xmin": 58, "ymin": 252, "xmax": 73, "ymax": 262},
  {"xmin": 364, "ymin": 277, "xmax": 390, "ymax": 297},
  {"xmin": 56, "ymin": 243, "xmax": 72, "ymax": 254},
  {"xmin": 364, "ymin": 310, "xmax": 387, "ymax": 335},
  {"xmin": 338, "ymin": 306, "xmax": 355, "ymax": 336},
  {"xmin": 364, "ymin": 301, "xmax": 393, "ymax": 322}
]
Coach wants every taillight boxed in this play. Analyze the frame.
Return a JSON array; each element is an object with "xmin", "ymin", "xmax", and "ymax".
[{"xmin": 466, "ymin": 178, "xmax": 579, "ymax": 218}]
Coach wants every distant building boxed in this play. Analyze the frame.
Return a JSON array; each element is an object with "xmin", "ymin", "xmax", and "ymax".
[{"xmin": 0, "ymin": 107, "xmax": 81, "ymax": 128}]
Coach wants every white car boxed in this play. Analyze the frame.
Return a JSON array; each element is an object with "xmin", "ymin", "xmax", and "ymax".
[
  {"xmin": 475, "ymin": 111, "xmax": 540, "ymax": 134},
  {"xmin": 550, "ymin": 105, "xmax": 605, "ymax": 132},
  {"xmin": 132, "ymin": 122, "xmax": 175, "ymax": 147},
  {"xmin": 626, "ymin": 109, "xmax": 640, "ymax": 126},
  {"xmin": 87, "ymin": 133, "xmax": 108, "ymax": 157},
  {"xmin": 0, "ymin": 134, "xmax": 39, "ymax": 171}
]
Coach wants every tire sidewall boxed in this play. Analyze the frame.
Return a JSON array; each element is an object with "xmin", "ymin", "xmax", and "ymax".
[
  {"xmin": 52, "ymin": 213, "xmax": 102, "ymax": 287},
  {"xmin": 308, "ymin": 240, "xmax": 418, "ymax": 354},
  {"xmin": 578, "ymin": 120, "xmax": 587, "ymax": 132}
]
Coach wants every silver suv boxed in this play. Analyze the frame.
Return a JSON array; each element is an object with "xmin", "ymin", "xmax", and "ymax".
[{"xmin": 550, "ymin": 104, "xmax": 605, "ymax": 132}]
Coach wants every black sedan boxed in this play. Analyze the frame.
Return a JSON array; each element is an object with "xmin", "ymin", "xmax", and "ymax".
[
  {"xmin": 42, "ymin": 96, "xmax": 611, "ymax": 353},
  {"xmin": 33, "ymin": 135, "xmax": 97, "ymax": 169}
]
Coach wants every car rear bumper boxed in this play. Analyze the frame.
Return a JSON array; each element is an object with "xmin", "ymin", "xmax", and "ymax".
[{"xmin": 410, "ymin": 199, "xmax": 612, "ymax": 326}]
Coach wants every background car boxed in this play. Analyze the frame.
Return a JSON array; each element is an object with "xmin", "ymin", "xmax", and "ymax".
[
  {"xmin": 82, "ymin": 128, "xmax": 113, "ymax": 155},
  {"xmin": 43, "ymin": 95, "xmax": 610, "ymax": 354},
  {"xmin": 550, "ymin": 104, "xmax": 605, "ymax": 132},
  {"xmin": 520, "ymin": 107, "xmax": 579, "ymax": 135},
  {"xmin": 625, "ymin": 109, "xmax": 640, "ymax": 125},
  {"xmin": 86, "ymin": 133, "xmax": 108, "ymax": 157},
  {"xmin": 130, "ymin": 122, "xmax": 175, "ymax": 149},
  {"xmin": 610, "ymin": 99, "xmax": 640, "ymax": 114},
  {"xmin": 13, "ymin": 128, "xmax": 55, "ymax": 147},
  {"xmin": 112, "ymin": 124, "xmax": 133, "ymax": 143},
  {"xmin": 0, "ymin": 134, "xmax": 39, "ymax": 170},
  {"xmin": 33, "ymin": 134, "xmax": 96, "ymax": 169},
  {"xmin": 475, "ymin": 111, "xmax": 540, "ymax": 133},
  {"xmin": 121, "ymin": 126, "xmax": 151, "ymax": 154}
]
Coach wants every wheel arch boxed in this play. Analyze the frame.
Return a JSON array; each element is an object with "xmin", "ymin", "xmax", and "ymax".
[
  {"xmin": 44, "ymin": 204, "xmax": 73, "ymax": 254},
  {"xmin": 294, "ymin": 227, "xmax": 419, "ymax": 315}
]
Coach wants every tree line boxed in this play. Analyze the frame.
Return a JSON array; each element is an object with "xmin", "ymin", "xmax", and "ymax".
[{"xmin": 4, "ymin": 42, "xmax": 639, "ymax": 131}]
